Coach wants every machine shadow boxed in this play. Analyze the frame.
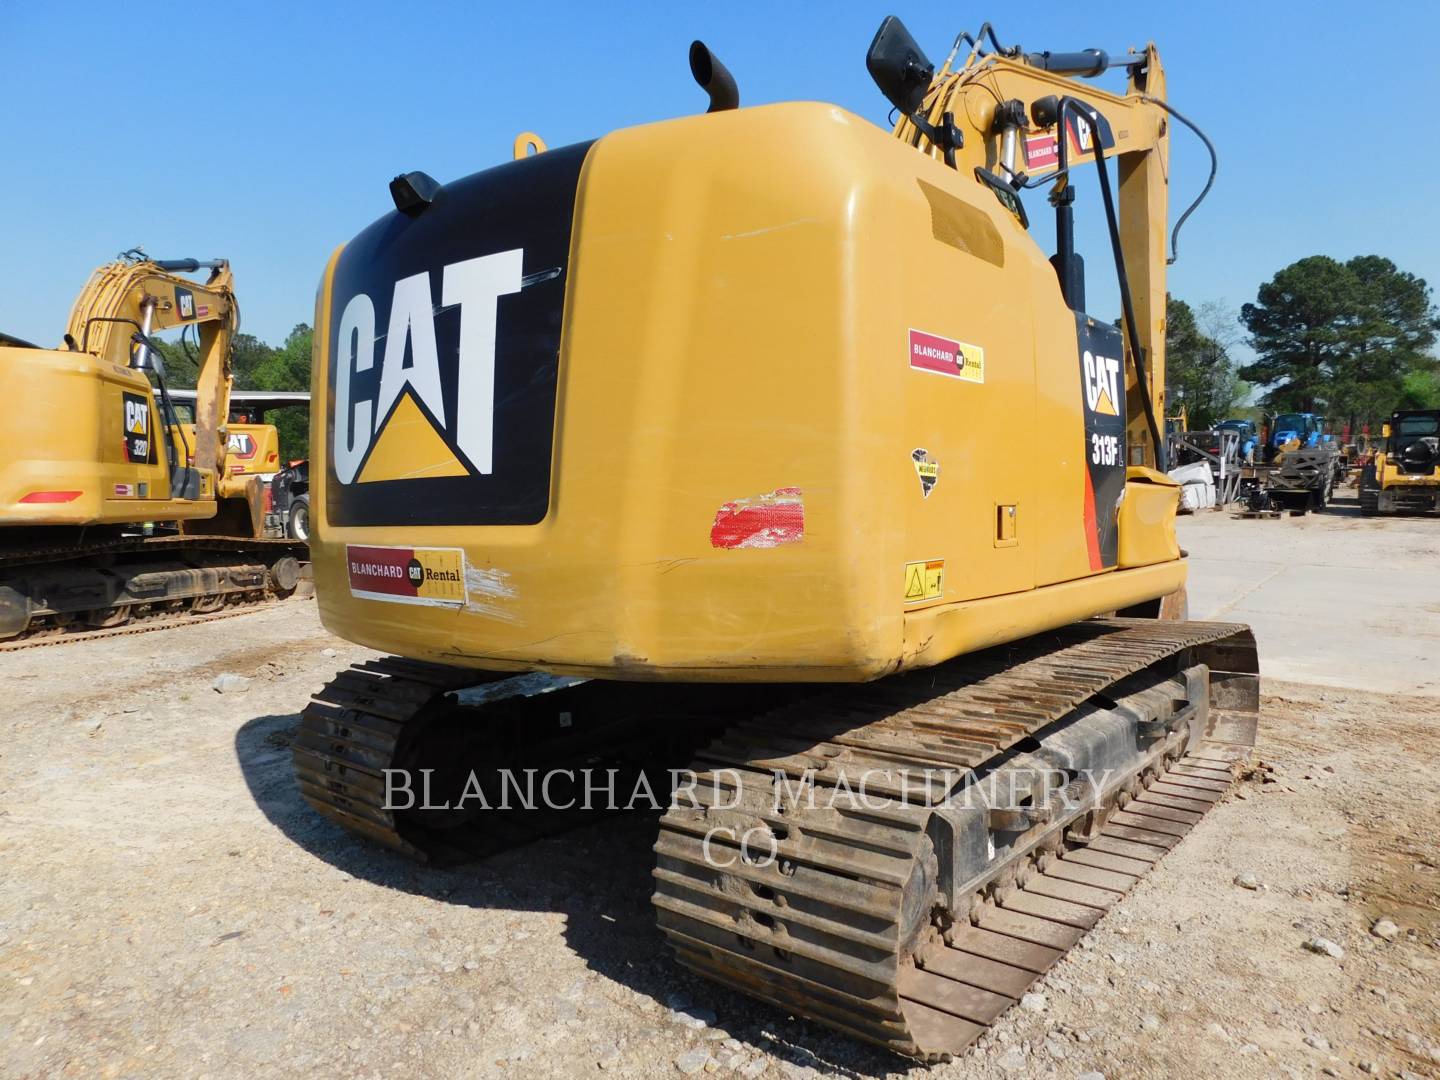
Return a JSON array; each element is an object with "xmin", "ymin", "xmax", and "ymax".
[
  {"xmin": 233, "ymin": 710, "xmax": 907, "ymax": 1079},
  {"xmin": 1321, "ymin": 493, "xmax": 1362, "ymax": 517}
]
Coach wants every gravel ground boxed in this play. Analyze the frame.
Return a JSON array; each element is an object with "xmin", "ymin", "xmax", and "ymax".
[{"xmin": 2, "ymin": 509, "xmax": 1438, "ymax": 1080}]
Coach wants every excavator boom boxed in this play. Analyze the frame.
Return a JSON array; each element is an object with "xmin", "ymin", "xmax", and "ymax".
[
  {"xmin": 63, "ymin": 254, "xmax": 239, "ymax": 481},
  {"xmin": 883, "ymin": 23, "xmax": 1174, "ymax": 470}
]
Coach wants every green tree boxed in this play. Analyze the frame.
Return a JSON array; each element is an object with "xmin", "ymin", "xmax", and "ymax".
[
  {"xmin": 153, "ymin": 339, "xmax": 197, "ymax": 389},
  {"xmin": 251, "ymin": 323, "xmax": 313, "ymax": 461},
  {"xmin": 149, "ymin": 329, "xmax": 274, "ymax": 390},
  {"xmin": 1165, "ymin": 296, "xmax": 1245, "ymax": 429},
  {"xmin": 1396, "ymin": 365, "xmax": 1440, "ymax": 410},
  {"xmin": 250, "ymin": 323, "xmax": 312, "ymax": 391},
  {"xmin": 1239, "ymin": 255, "xmax": 1439, "ymax": 430},
  {"xmin": 231, "ymin": 332, "xmax": 277, "ymax": 387}
]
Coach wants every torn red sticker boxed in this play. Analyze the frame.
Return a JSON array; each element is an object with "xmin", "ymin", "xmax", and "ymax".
[
  {"xmin": 710, "ymin": 487, "xmax": 804, "ymax": 549},
  {"xmin": 1024, "ymin": 132, "xmax": 1059, "ymax": 170}
]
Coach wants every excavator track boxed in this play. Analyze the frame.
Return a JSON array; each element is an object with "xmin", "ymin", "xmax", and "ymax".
[
  {"xmin": 652, "ymin": 619, "xmax": 1258, "ymax": 1060},
  {"xmin": 0, "ymin": 592, "xmax": 294, "ymax": 652},
  {"xmin": 293, "ymin": 618, "xmax": 1257, "ymax": 1062},
  {"xmin": 0, "ymin": 532, "xmax": 308, "ymax": 645},
  {"xmin": 293, "ymin": 658, "xmax": 794, "ymax": 862}
]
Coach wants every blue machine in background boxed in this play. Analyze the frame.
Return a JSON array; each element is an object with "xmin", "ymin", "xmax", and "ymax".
[
  {"xmin": 1266, "ymin": 412, "xmax": 1332, "ymax": 461},
  {"xmin": 1216, "ymin": 419, "xmax": 1259, "ymax": 463}
]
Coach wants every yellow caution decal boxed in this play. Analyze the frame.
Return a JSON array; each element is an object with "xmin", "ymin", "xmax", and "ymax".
[{"xmin": 903, "ymin": 559, "xmax": 944, "ymax": 603}]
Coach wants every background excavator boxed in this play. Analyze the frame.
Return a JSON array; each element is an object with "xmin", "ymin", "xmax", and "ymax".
[
  {"xmin": 0, "ymin": 253, "xmax": 308, "ymax": 643},
  {"xmin": 292, "ymin": 16, "xmax": 1258, "ymax": 1061}
]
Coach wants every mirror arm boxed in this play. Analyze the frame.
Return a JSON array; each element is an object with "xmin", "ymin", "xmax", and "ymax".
[{"xmin": 909, "ymin": 110, "xmax": 964, "ymax": 168}]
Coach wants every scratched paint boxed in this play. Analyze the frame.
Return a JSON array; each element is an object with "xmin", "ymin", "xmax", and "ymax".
[
  {"xmin": 463, "ymin": 565, "xmax": 520, "ymax": 621},
  {"xmin": 719, "ymin": 218, "xmax": 819, "ymax": 241},
  {"xmin": 710, "ymin": 487, "xmax": 805, "ymax": 549}
]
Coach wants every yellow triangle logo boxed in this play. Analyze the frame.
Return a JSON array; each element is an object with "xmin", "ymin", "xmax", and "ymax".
[
  {"xmin": 1094, "ymin": 386, "xmax": 1118, "ymax": 416},
  {"xmin": 357, "ymin": 390, "xmax": 470, "ymax": 484},
  {"xmin": 905, "ymin": 565, "xmax": 926, "ymax": 599}
]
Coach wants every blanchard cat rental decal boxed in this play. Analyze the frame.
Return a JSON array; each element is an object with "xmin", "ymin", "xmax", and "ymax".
[
  {"xmin": 347, "ymin": 545, "xmax": 466, "ymax": 607},
  {"xmin": 908, "ymin": 328, "xmax": 984, "ymax": 383}
]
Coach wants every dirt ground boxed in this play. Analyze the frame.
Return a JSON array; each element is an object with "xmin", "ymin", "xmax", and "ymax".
[{"xmin": 2, "ymin": 500, "xmax": 1438, "ymax": 1080}]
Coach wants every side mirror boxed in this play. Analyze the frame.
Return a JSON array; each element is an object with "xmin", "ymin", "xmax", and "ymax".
[{"xmin": 866, "ymin": 15, "xmax": 934, "ymax": 116}]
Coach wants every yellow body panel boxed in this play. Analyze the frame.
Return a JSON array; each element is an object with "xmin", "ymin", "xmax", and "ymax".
[
  {"xmin": 0, "ymin": 346, "xmax": 217, "ymax": 524},
  {"xmin": 1118, "ymin": 467, "xmax": 1183, "ymax": 568},
  {"xmin": 1374, "ymin": 453, "xmax": 1440, "ymax": 491},
  {"xmin": 310, "ymin": 103, "xmax": 1182, "ymax": 680}
]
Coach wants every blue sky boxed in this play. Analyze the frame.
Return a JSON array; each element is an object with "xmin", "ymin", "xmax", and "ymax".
[{"xmin": 2, "ymin": 1, "xmax": 1436, "ymax": 354}]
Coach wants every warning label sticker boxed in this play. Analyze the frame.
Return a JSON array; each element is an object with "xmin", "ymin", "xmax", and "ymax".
[
  {"xmin": 347, "ymin": 544, "xmax": 467, "ymax": 607},
  {"xmin": 909, "ymin": 329, "xmax": 984, "ymax": 383},
  {"xmin": 903, "ymin": 559, "xmax": 945, "ymax": 603}
]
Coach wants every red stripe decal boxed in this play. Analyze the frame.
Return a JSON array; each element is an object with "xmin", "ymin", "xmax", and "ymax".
[
  {"xmin": 710, "ymin": 487, "xmax": 804, "ymax": 549},
  {"xmin": 1082, "ymin": 468, "xmax": 1102, "ymax": 571},
  {"xmin": 19, "ymin": 490, "xmax": 83, "ymax": 504}
]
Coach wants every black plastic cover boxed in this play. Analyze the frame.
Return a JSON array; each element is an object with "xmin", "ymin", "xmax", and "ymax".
[{"xmin": 866, "ymin": 16, "xmax": 934, "ymax": 116}]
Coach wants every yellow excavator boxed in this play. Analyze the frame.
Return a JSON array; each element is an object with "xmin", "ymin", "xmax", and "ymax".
[
  {"xmin": 293, "ymin": 17, "xmax": 1258, "ymax": 1061},
  {"xmin": 0, "ymin": 252, "xmax": 307, "ymax": 642}
]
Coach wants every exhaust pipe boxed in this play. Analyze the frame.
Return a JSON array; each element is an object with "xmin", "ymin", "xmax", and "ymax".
[{"xmin": 689, "ymin": 40, "xmax": 739, "ymax": 112}]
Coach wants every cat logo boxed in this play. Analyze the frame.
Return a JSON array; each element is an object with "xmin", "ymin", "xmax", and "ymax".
[
  {"xmin": 226, "ymin": 433, "xmax": 256, "ymax": 458},
  {"xmin": 333, "ymin": 248, "xmax": 524, "ymax": 486},
  {"xmin": 1082, "ymin": 349, "xmax": 1121, "ymax": 417},
  {"xmin": 175, "ymin": 287, "xmax": 195, "ymax": 320},
  {"xmin": 125, "ymin": 399, "xmax": 148, "ymax": 435},
  {"xmin": 121, "ymin": 391, "xmax": 156, "ymax": 463}
]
